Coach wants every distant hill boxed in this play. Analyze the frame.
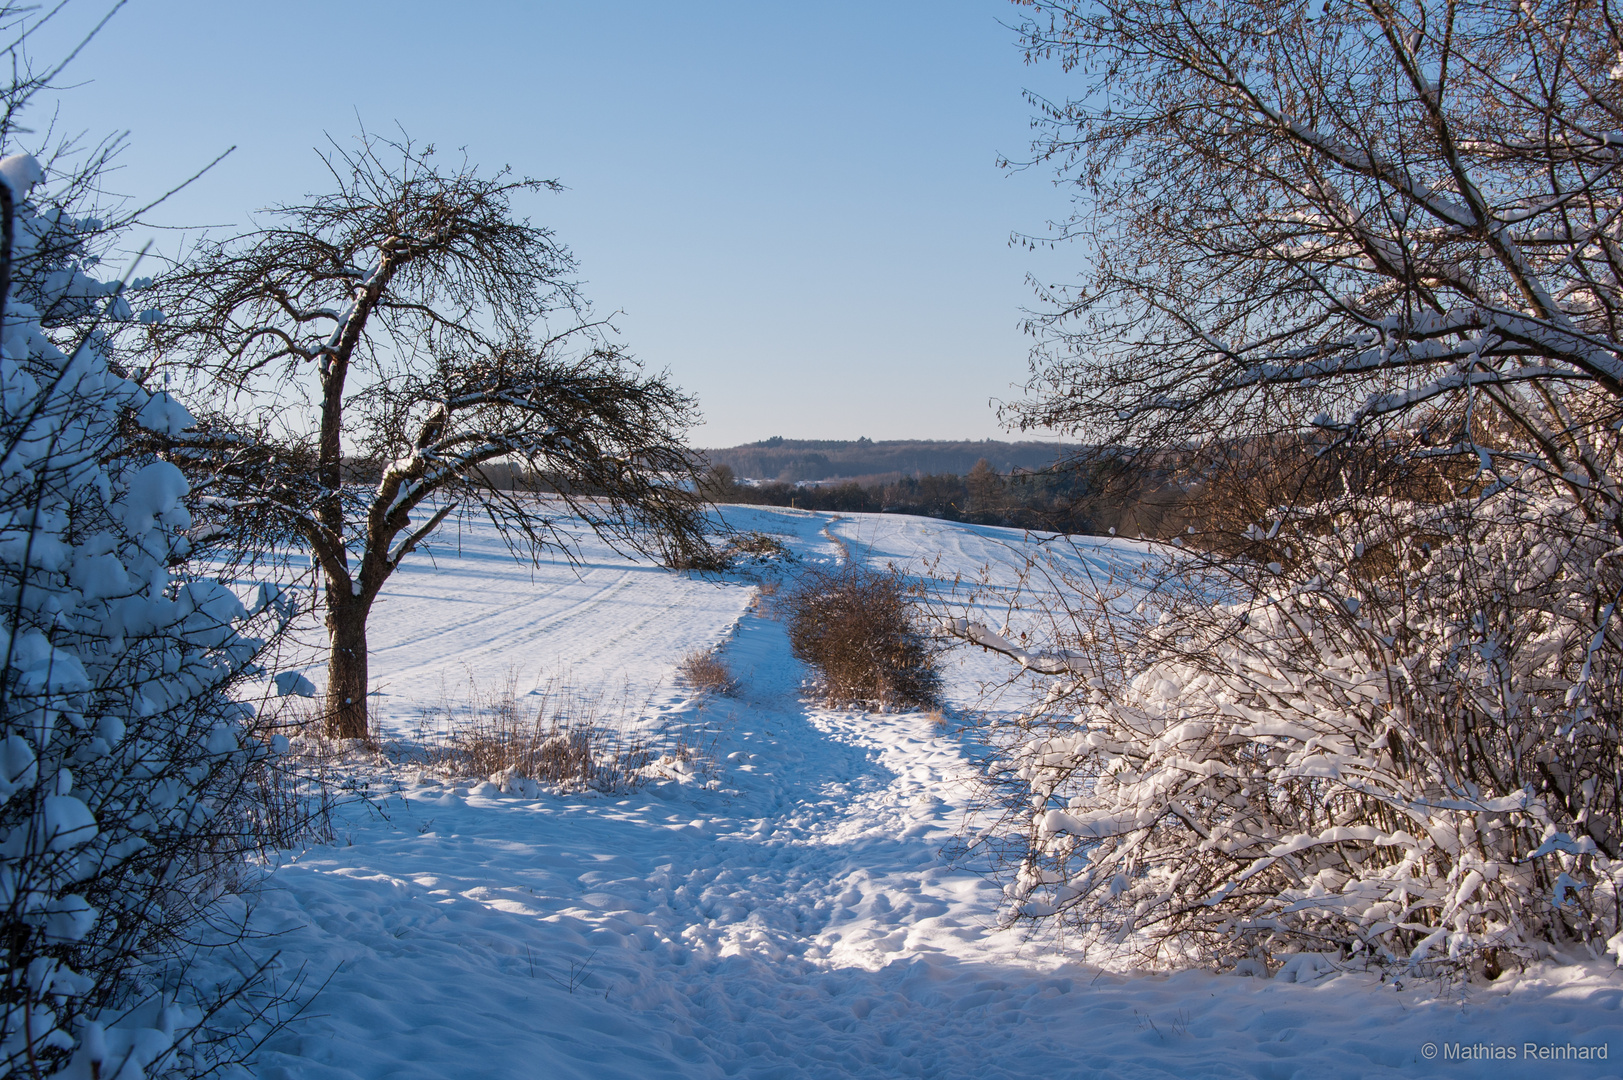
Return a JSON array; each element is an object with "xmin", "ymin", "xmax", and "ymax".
[{"xmin": 701, "ymin": 438, "xmax": 1068, "ymax": 483}]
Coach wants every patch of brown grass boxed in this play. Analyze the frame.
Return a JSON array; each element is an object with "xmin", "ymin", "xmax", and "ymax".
[
  {"xmin": 665, "ymin": 530, "xmax": 795, "ymax": 573},
  {"xmin": 783, "ymin": 563, "xmax": 942, "ymax": 710},
  {"xmin": 225, "ymin": 694, "xmax": 346, "ymax": 852},
  {"xmin": 417, "ymin": 675, "xmax": 693, "ymax": 794},
  {"xmin": 727, "ymin": 531, "xmax": 790, "ymax": 561},
  {"xmin": 749, "ymin": 580, "xmax": 781, "ymax": 614},
  {"xmin": 678, "ymin": 646, "xmax": 738, "ymax": 696}
]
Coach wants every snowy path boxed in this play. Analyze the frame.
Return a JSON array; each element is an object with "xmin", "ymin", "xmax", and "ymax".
[{"xmin": 247, "ymin": 509, "xmax": 1623, "ymax": 1079}]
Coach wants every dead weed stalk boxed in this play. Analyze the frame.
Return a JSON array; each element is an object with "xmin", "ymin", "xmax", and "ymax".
[{"xmin": 417, "ymin": 674, "xmax": 710, "ymax": 794}]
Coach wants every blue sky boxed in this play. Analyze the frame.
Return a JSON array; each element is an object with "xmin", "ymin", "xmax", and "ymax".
[{"xmin": 32, "ymin": 1, "xmax": 1081, "ymax": 447}]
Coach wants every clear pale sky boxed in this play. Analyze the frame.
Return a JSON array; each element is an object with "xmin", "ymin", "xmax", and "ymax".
[{"xmin": 30, "ymin": 1, "xmax": 1081, "ymax": 447}]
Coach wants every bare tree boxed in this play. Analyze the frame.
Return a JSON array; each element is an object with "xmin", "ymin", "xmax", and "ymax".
[
  {"xmin": 1007, "ymin": 0, "xmax": 1623, "ymax": 507},
  {"xmin": 143, "ymin": 134, "xmax": 707, "ymax": 739}
]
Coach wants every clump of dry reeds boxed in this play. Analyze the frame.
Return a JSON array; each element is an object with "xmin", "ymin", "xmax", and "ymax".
[
  {"xmin": 678, "ymin": 646, "xmax": 739, "ymax": 696},
  {"xmin": 418, "ymin": 676, "xmax": 664, "ymax": 794},
  {"xmin": 235, "ymin": 695, "xmax": 366, "ymax": 851},
  {"xmin": 234, "ymin": 743, "xmax": 339, "ymax": 853},
  {"xmin": 784, "ymin": 563, "xmax": 941, "ymax": 709},
  {"xmin": 749, "ymin": 579, "xmax": 780, "ymax": 614},
  {"xmin": 664, "ymin": 529, "xmax": 795, "ymax": 573}
]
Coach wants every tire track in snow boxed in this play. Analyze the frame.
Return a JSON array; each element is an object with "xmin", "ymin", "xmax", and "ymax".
[
  {"xmin": 371, "ymin": 567, "xmax": 641, "ymax": 659},
  {"xmin": 313, "ymin": 527, "xmax": 758, "ymax": 731}
]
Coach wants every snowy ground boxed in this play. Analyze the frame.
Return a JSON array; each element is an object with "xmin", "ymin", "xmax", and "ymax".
[{"xmin": 244, "ymin": 508, "xmax": 1622, "ymax": 1079}]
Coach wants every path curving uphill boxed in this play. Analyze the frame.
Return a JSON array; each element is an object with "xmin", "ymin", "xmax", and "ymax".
[{"xmin": 247, "ymin": 508, "xmax": 1623, "ymax": 1080}]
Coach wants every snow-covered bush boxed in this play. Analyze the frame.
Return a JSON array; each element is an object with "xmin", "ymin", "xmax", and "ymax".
[
  {"xmin": 966, "ymin": 0, "xmax": 1623, "ymax": 976},
  {"xmin": 0, "ymin": 147, "xmax": 283, "ymax": 1075},
  {"xmin": 959, "ymin": 477, "xmax": 1623, "ymax": 973}
]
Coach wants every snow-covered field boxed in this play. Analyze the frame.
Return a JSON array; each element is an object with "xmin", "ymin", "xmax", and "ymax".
[{"xmin": 245, "ymin": 508, "xmax": 1621, "ymax": 1079}]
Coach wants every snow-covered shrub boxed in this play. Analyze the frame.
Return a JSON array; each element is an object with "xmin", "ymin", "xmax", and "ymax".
[
  {"xmin": 786, "ymin": 564, "xmax": 941, "ymax": 710},
  {"xmin": 964, "ymin": 0, "xmax": 1623, "ymax": 976},
  {"xmin": 0, "ymin": 149, "xmax": 282, "ymax": 1075},
  {"xmin": 960, "ymin": 479, "xmax": 1623, "ymax": 973}
]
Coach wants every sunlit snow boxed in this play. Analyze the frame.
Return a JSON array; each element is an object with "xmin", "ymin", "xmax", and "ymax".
[{"xmin": 244, "ymin": 508, "xmax": 1621, "ymax": 1079}]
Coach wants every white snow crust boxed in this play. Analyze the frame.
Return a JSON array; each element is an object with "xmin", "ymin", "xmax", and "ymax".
[{"xmin": 244, "ymin": 508, "xmax": 1622, "ymax": 1079}]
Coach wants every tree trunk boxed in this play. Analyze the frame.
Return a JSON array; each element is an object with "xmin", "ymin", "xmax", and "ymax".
[{"xmin": 325, "ymin": 591, "xmax": 371, "ymax": 740}]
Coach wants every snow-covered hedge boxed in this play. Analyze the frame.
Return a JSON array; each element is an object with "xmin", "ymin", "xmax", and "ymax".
[
  {"xmin": 967, "ymin": 481, "xmax": 1623, "ymax": 973},
  {"xmin": 0, "ymin": 153, "xmax": 279, "ymax": 1077}
]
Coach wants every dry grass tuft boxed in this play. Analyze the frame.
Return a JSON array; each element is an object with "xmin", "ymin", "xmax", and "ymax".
[
  {"xmin": 416, "ymin": 675, "xmax": 710, "ymax": 794},
  {"xmin": 727, "ymin": 531, "xmax": 791, "ymax": 561},
  {"xmin": 208, "ymin": 695, "xmax": 347, "ymax": 855},
  {"xmin": 678, "ymin": 646, "xmax": 739, "ymax": 696},
  {"xmin": 666, "ymin": 530, "xmax": 794, "ymax": 573},
  {"xmin": 235, "ymin": 744, "xmax": 339, "ymax": 851},
  {"xmin": 784, "ymin": 563, "xmax": 942, "ymax": 710},
  {"xmin": 749, "ymin": 579, "xmax": 781, "ymax": 614}
]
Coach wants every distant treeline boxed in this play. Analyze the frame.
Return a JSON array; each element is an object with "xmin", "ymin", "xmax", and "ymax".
[
  {"xmin": 345, "ymin": 444, "xmax": 1217, "ymax": 540},
  {"xmin": 701, "ymin": 437, "xmax": 1065, "ymax": 485},
  {"xmin": 702, "ymin": 459, "xmax": 1127, "ymax": 534}
]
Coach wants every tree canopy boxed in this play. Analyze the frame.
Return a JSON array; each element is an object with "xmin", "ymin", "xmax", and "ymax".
[{"xmin": 143, "ymin": 134, "xmax": 708, "ymax": 738}]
